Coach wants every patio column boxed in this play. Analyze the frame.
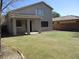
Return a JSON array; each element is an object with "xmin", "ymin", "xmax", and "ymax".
[
  {"xmin": 8, "ymin": 17, "xmax": 12, "ymax": 34},
  {"xmin": 27, "ymin": 19, "xmax": 30, "ymax": 35},
  {"xmin": 38, "ymin": 20, "xmax": 41, "ymax": 33},
  {"xmin": 22, "ymin": 20, "xmax": 26, "ymax": 33},
  {"xmin": 12, "ymin": 18, "xmax": 17, "ymax": 35}
]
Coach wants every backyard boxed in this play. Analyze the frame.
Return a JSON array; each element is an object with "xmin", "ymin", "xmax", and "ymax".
[{"xmin": 2, "ymin": 31, "xmax": 79, "ymax": 59}]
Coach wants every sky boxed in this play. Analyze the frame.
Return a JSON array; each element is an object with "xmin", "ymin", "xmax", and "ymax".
[{"xmin": 7, "ymin": 0, "xmax": 79, "ymax": 16}]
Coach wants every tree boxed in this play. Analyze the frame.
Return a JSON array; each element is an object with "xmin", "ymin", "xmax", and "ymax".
[
  {"xmin": 0, "ymin": 0, "xmax": 3, "ymax": 55},
  {"xmin": 0, "ymin": 0, "xmax": 22, "ymax": 55},
  {"xmin": 52, "ymin": 11, "xmax": 60, "ymax": 18}
]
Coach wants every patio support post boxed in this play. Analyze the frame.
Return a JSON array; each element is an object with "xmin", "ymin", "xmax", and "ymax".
[
  {"xmin": 8, "ymin": 17, "xmax": 12, "ymax": 34},
  {"xmin": 27, "ymin": 19, "xmax": 30, "ymax": 35},
  {"xmin": 12, "ymin": 18, "xmax": 17, "ymax": 35},
  {"xmin": 22, "ymin": 20, "xmax": 26, "ymax": 33},
  {"xmin": 38, "ymin": 20, "xmax": 41, "ymax": 33}
]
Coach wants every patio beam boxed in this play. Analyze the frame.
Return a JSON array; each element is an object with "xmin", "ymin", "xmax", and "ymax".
[
  {"xmin": 38, "ymin": 20, "xmax": 41, "ymax": 33},
  {"xmin": 12, "ymin": 18, "xmax": 17, "ymax": 35},
  {"xmin": 27, "ymin": 19, "xmax": 30, "ymax": 35}
]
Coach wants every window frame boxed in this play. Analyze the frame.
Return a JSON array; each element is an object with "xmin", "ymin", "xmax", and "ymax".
[
  {"xmin": 41, "ymin": 21, "xmax": 48, "ymax": 27},
  {"xmin": 36, "ymin": 8, "xmax": 44, "ymax": 16},
  {"xmin": 16, "ymin": 20, "xmax": 22, "ymax": 27}
]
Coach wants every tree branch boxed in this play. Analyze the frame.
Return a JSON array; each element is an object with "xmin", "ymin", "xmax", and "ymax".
[
  {"xmin": 2, "ymin": 0, "xmax": 13, "ymax": 11},
  {"xmin": 0, "ymin": 0, "xmax": 3, "ymax": 56},
  {"xmin": 0, "ymin": 0, "xmax": 3, "ymax": 11}
]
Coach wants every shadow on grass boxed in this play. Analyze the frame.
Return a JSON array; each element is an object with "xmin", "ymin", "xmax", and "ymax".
[
  {"xmin": 72, "ymin": 32, "xmax": 79, "ymax": 38},
  {"xmin": 1, "ymin": 34, "xmax": 29, "ymax": 38},
  {"xmin": 62, "ymin": 30, "xmax": 79, "ymax": 38},
  {"xmin": 2, "ymin": 30, "xmax": 79, "ymax": 39},
  {"xmin": 54, "ymin": 30, "xmax": 79, "ymax": 39}
]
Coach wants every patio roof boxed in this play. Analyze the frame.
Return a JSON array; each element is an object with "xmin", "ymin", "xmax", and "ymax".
[{"xmin": 9, "ymin": 14, "xmax": 42, "ymax": 19}]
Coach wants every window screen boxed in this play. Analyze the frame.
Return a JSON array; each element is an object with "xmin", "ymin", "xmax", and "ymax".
[
  {"xmin": 16, "ymin": 20, "xmax": 22, "ymax": 27},
  {"xmin": 41, "ymin": 21, "xmax": 48, "ymax": 27}
]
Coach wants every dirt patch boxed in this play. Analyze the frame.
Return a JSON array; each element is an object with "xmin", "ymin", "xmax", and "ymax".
[{"xmin": 0, "ymin": 46, "xmax": 24, "ymax": 59}]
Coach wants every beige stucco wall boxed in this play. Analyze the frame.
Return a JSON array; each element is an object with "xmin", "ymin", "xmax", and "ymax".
[
  {"xmin": 31, "ymin": 19, "xmax": 40, "ymax": 32},
  {"xmin": 10, "ymin": 3, "xmax": 53, "ymax": 31}
]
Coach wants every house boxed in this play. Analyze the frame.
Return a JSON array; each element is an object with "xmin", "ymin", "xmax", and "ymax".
[
  {"xmin": 53, "ymin": 15, "xmax": 79, "ymax": 31},
  {"xmin": 3, "ymin": 1, "xmax": 53, "ymax": 35}
]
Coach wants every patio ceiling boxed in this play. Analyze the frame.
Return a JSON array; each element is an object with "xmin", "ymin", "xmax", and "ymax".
[{"xmin": 9, "ymin": 14, "xmax": 42, "ymax": 19}]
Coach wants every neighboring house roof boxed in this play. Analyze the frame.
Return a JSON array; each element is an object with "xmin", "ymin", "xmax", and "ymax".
[
  {"xmin": 10, "ymin": 1, "xmax": 53, "ymax": 12},
  {"xmin": 53, "ymin": 15, "xmax": 79, "ymax": 21}
]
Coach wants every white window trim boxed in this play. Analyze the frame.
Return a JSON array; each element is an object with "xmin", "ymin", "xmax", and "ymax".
[{"xmin": 36, "ymin": 8, "xmax": 44, "ymax": 16}]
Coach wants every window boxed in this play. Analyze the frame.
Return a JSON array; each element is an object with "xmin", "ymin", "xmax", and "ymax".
[
  {"xmin": 16, "ymin": 20, "xmax": 22, "ymax": 27},
  {"xmin": 41, "ymin": 21, "xmax": 48, "ymax": 27},
  {"xmin": 36, "ymin": 8, "xmax": 44, "ymax": 16}
]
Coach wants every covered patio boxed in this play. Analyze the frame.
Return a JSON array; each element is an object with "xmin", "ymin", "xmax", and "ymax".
[{"xmin": 7, "ymin": 14, "xmax": 42, "ymax": 35}]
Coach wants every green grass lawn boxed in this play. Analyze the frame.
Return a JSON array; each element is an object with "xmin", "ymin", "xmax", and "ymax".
[{"xmin": 2, "ymin": 31, "xmax": 79, "ymax": 59}]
